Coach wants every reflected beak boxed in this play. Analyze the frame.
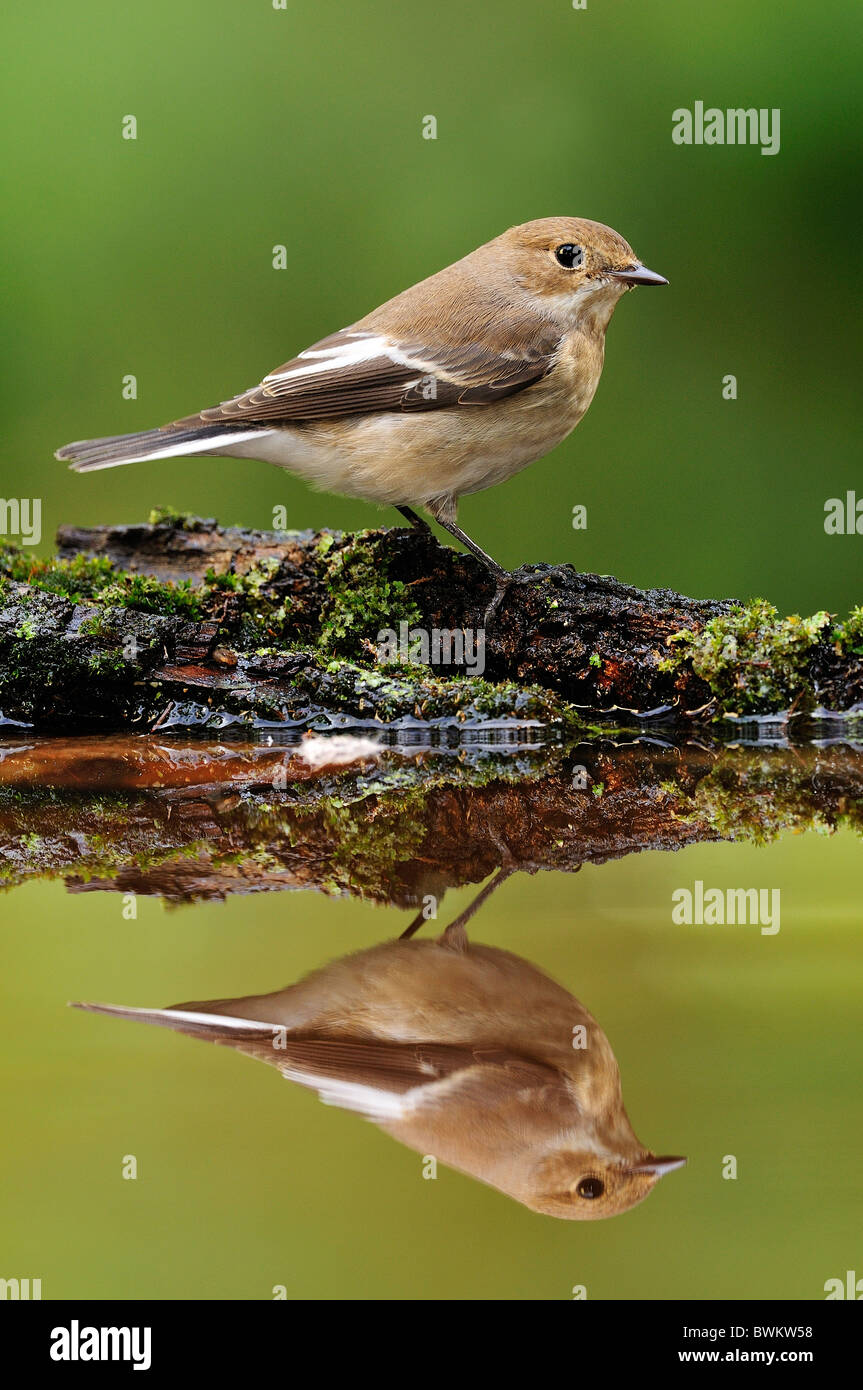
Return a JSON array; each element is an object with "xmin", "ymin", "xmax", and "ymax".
[
  {"xmin": 608, "ymin": 263, "xmax": 669, "ymax": 287},
  {"xmin": 629, "ymin": 1155, "xmax": 687, "ymax": 1178}
]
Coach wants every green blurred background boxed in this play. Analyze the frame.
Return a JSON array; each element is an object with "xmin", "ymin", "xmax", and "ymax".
[
  {"xmin": 2, "ymin": 0, "xmax": 862, "ymax": 1302},
  {"xmin": 2, "ymin": 0, "xmax": 860, "ymax": 611}
]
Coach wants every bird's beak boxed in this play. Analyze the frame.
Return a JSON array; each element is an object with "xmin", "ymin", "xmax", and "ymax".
[
  {"xmin": 629, "ymin": 1155, "xmax": 687, "ymax": 1178},
  {"xmin": 608, "ymin": 264, "xmax": 669, "ymax": 287}
]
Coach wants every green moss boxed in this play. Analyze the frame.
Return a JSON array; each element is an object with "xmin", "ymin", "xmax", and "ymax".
[
  {"xmin": 205, "ymin": 559, "xmax": 280, "ymax": 598},
  {"xmin": 0, "ymin": 545, "xmax": 117, "ymax": 603},
  {"xmin": 148, "ymin": 506, "xmax": 203, "ymax": 530},
  {"xmin": 662, "ymin": 599, "xmax": 831, "ymax": 715},
  {"xmin": 233, "ymin": 747, "xmax": 562, "ymax": 898},
  {"xmin": 316, "ymin": 531, "xmax": 423, "ymax": 656},
  {"xmin": 675, "ymin": 752, "xmax": 863, "ymax": 845},
  {"xmin": 0, "ymin": 786, "xmax": 212, "ymax": 892},
  {"xmin": 87, "ymin": 650, "xmax": 128, "ymax": 677},
  {"xmin": 0, "ymin": 542, "xmax": 202, "ymax": 618},
  {"xmin": 311, "ymin": 798, "xmax": 427, "ymax": 898},
  {"xmin": 284, "ymin": 652, "xmax": 580, "ymax": 729},
  {"xmin": 78, "ymin": 612, "xmax": 113, "ymax": 638},
  {"xmin": 0, "ymin": 528, "xmax": 584, "ymax": 730},
  {"xmin": 99, "ymin": 573, "xmax": 203, "ymax": 619},
  {"xmin": 202, "ymin": 558, "xmax": 292, "ymax": 643},
  {"xmin": 832, "ymin": 606, "xmax": 863, "ymax": 656}
]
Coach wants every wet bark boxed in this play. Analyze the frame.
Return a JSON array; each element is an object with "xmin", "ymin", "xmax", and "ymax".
[
  {"xmin": 0, "ymin": 516, "xmax": 859, "ymax": 730},
  {"xmin": 54, "ymin": 516, "xmax": 733, "ymax": 715},
  {"xmin": 1, "ymin": 736, "xmax": 860, "ymax": 907}
]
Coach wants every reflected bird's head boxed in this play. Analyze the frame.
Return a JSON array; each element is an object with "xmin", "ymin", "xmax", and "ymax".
[{"xmin": 528, "ymin": 1150, "xmax": 687, "ymax": 1221}]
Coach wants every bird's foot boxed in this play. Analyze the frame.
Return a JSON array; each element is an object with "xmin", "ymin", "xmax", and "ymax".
[
  {"xmin": 483, "ymin": 574, "xmax": 511, "ymax": 627},
  {"xmin": 482, "ymin": 568, "xmax": 535, "ymax": 627}
]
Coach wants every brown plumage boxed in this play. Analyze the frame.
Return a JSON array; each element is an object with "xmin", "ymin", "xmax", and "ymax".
[{"xmin": 56, "ymin": 217, "xmax": 667, "ymax": 606}]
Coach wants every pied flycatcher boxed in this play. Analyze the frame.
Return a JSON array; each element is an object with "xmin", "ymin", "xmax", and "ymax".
[{"xmin": 57, "ymin": 217, "xmax": 667, "ymax": 611}]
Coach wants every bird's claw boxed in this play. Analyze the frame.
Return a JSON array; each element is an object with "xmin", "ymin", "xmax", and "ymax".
[{"xmin": 482, "ymin": 569, "xmax": 534, "ymax": 627}]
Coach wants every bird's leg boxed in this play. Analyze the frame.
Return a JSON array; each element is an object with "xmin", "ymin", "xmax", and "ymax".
[
  {"xmin": 425, "ymin": 496, "xmax": 513, "ymax": 624},
  {"xmin": 440, "ymin": 867, "xmax": 514, "ymax": 953},
  {"xmin": 438, "ymin": 866, "xmax": 514, "ymax": 953},
  {"xmin": 434, "ymin": 518, "xmax": 507, "ymax": 577},
  {"xmin": 399, "ymin": 908, "xmax": 427, "ymax": 941},
  {"xmin": 399, "ymin": 866, "xmax": 514, "ymax": 947},
  {"xmin": 482, "ymin": 572, "xmax": 517, "ymax": 626},
  {"xmin": 395, "ymin": 505, "xmax": 432, "ymax": 534}
]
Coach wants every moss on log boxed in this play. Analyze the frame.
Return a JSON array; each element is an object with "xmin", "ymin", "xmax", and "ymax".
[
  {"xmin": 1, "ymin": 736, "xmax": 860, "ymax": 904},
  {"xmin": 0, "ymin": 513, "xmax": 861, "ymax": 732}
]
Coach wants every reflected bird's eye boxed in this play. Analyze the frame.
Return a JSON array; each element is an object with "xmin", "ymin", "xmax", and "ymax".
[
  {"xmin": 576, "ymin": 1176, "xmax": 604, "ymax": 1200},
  {"xmin": 555, "ymin": 244, "xmax": 584, "ymax": 269}
]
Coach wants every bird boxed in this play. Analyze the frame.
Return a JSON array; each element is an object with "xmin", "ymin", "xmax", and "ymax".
[
  {"xmin": 71, "ymin": 913, "xmax": 685, "ymax": 1220},
  {"xmin": 56, "ymin": 217, "xmax": 667, "ymax": 617}
]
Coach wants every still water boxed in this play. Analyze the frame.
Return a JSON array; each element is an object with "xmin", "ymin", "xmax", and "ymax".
[{"xmin": 1, "ymin": 732, "xmax": 860, "ymax": 1299}]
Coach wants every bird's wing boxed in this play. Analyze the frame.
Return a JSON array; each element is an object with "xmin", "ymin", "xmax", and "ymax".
[
  {"xmin": 71, "ymin": 1000, "xmax": 556, "ymax": 1122},
  {"xmin": 182, "ymin": 326, "xmax": 557, "ymax": 427},
  {"xmin": 271, "ymin": 1039, "xmax": 559, "ymax": 1121}
]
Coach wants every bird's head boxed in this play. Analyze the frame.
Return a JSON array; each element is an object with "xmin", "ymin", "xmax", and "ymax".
[
  {"xmin": 491, "ymin": 216, "xmax": 668, "ymax": 327},
  {"xmin": 525, "ymin": 1147, "xmax": 686, "ymax": 1220}
]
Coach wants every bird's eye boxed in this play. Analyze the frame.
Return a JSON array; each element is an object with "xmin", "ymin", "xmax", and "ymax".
[
  {"xmin": 555, "ymin": 244, "xmax": 584, "ymax": 269},
  {"xmin": 576, "ymin": 1176, "xmax": 604, "ymax": 1200}
]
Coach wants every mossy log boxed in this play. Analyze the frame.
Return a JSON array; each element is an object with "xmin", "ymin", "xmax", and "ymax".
[
  {"xmin": 0, "ymin": 513, "xmax": 861, "ymax": 732},
  {"xmin": 1, "ymin": 736, "xmax": 860, "ymax": 904}
]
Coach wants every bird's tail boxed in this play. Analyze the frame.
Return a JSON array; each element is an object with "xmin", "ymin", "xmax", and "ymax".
[
  {"xmin": 70, "ymin": 999, "xmax": 276, "ymax": 1042},
  {"xmin": 56, "ymin": 425, "xmax": 267, "ymax": 473}
]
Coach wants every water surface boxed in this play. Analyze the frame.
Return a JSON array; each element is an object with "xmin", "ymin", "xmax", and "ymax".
[{"xmin": 1, "ymin": 732, "xmax": 860, "ymax": 1299}]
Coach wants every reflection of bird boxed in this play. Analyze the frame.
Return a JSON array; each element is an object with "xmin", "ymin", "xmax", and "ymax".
[
  {"xmin": 56, "ymin": 218, "xmax": 666, "ymax": 618},
  {"xmin": 72, "ymin": 911, "xmax": 684, "ymax": 1220}
]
